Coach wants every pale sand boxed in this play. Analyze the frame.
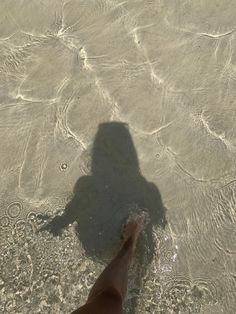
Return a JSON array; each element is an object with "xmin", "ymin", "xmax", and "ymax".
[{"xmin": 0, "ymin": 1, "xmax": 236, "ymax": 313}]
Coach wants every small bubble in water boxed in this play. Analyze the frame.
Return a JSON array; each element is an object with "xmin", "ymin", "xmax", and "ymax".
[
  {"xmin": 0, "ymin": 216, "xmax": 9, "ymax": 227},
  {"xmin": 60, "ymin": 163, "xmax": 68, "ymax": 170},
  {"xmin": 7, "ymin": 202, "xmax": 22, "ymax": 218}
]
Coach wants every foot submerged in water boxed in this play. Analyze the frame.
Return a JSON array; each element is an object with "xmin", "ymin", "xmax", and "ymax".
[{"xmin": 121, "ymin": 212, "xmax": 146, "ymax": 252}]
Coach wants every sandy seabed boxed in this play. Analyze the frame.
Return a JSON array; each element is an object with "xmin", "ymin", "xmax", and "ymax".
[{"xmin": 0, "ymin": 1, "xmax": 236, "ymax": 313}]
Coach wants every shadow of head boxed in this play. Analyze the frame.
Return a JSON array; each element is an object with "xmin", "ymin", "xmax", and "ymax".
[{"xmin": 40, "ymin": 122, "xmax": 167, "ymax": 261}]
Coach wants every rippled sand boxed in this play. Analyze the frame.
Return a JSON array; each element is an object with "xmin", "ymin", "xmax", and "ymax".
[{"xmin": 1, "ymin": 1, "xmax": 236, "ymax": 313}]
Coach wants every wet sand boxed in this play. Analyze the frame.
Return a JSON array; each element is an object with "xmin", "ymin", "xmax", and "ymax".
[{"xmin": 0, "ymin": 1, "xmax": 236, "ymax": 313}]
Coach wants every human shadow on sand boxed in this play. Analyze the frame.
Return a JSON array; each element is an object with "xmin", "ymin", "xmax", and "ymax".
[{"xmin": 40, "ymin": 122, "xmax": 167, "ymax": 312}]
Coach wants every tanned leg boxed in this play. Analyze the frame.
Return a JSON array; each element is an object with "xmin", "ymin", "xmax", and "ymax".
[{"xmin": 71, "ymin": 213, "xmax": 145, "ymax": 314}]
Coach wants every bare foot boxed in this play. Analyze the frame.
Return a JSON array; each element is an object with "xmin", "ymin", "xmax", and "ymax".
[{"xmin": 121, "ymin": 213, "xmax": 146, "ymax": 251}]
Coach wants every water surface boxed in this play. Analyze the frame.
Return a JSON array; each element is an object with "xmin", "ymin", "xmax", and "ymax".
[{"xmin": 0, "ymin": 1, "xmax": 236, "ymax": 313}]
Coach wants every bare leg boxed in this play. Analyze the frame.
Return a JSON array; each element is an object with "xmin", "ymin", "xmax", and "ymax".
[
  {"xmin": 71, "ymin": 213, "xmax": 145, "ymax": 314},
  {"xmin": 88, "ymin": 214, "xmax": 144, "ymax": 300}
]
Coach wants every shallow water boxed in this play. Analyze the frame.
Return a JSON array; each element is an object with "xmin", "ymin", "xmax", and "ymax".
[{"xmin": 1, "ymin": 1, "xmax": 236, "ymax": 313}]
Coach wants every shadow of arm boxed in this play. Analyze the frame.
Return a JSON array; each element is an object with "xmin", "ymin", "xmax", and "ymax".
[
  {"xmin": 145, "ymin": 181, "xmax": 167, "ymax": 228},
  {"xmin": 38, "ymin": 176, "xmax": 92, "ymax": 236}
]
